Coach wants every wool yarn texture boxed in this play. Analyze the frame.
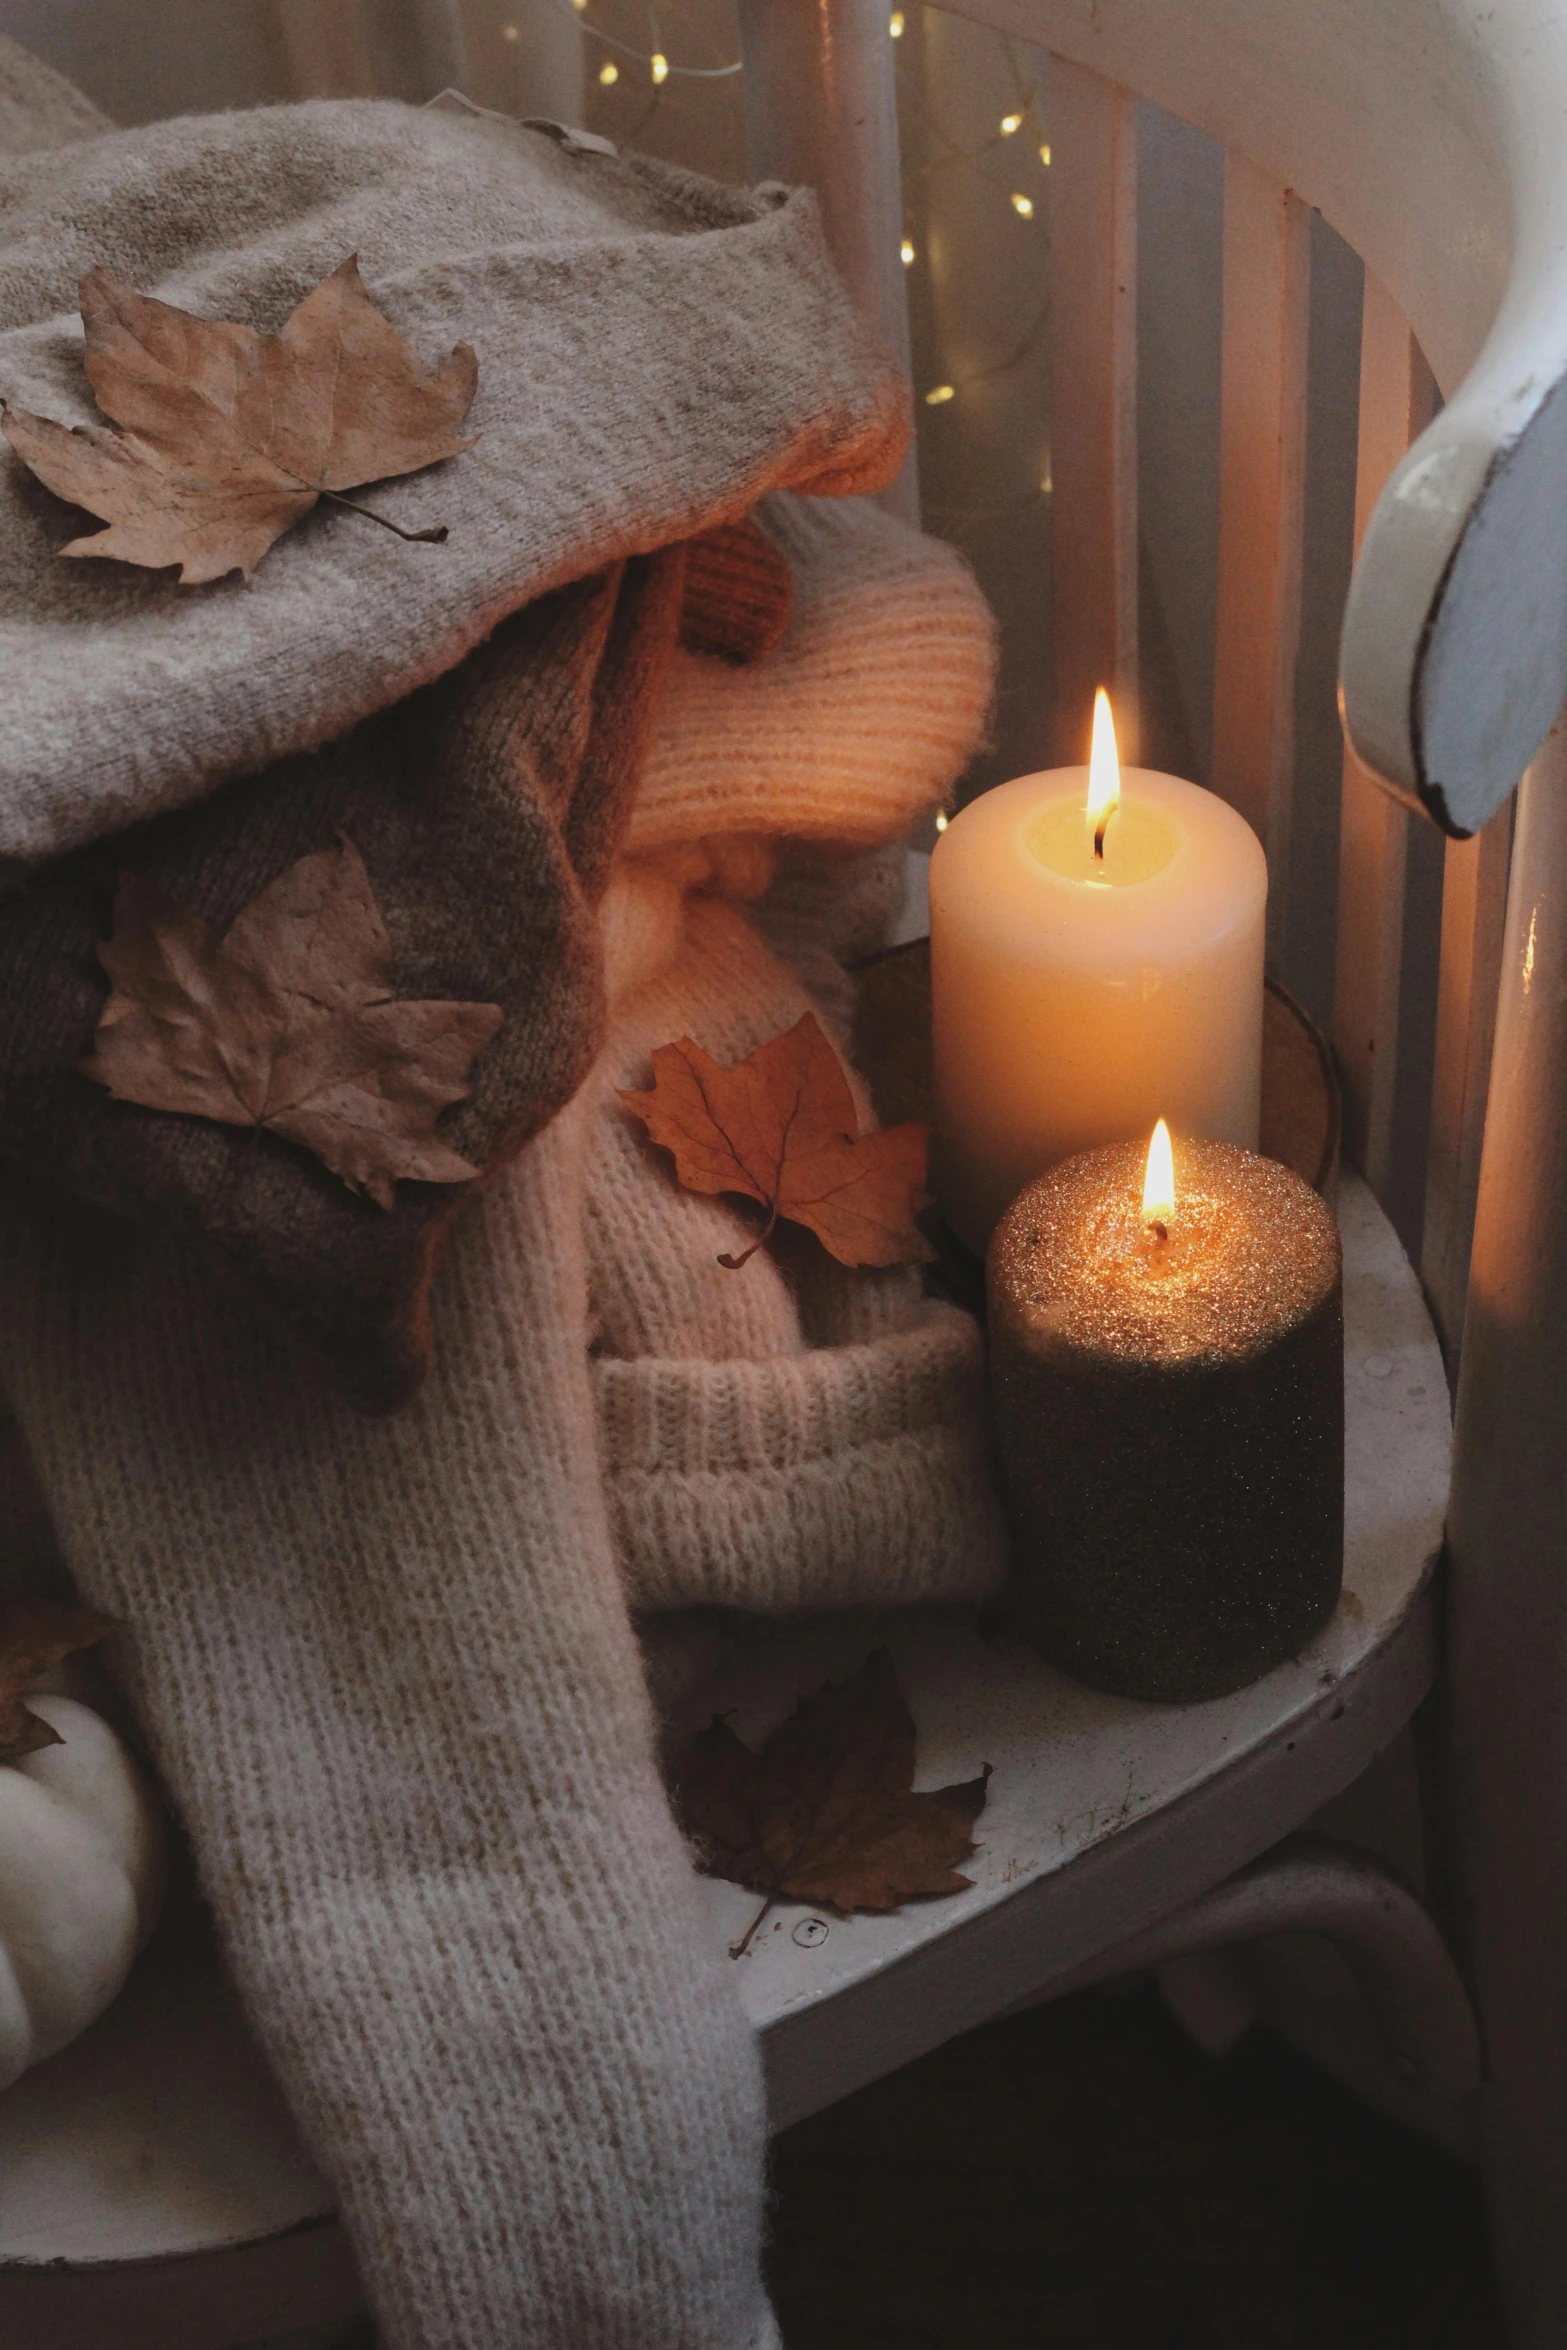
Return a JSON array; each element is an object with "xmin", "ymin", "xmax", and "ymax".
[
  {"xmin": 0, "ymin": 549, "xmax": 690, "ymax": 1412},
  {"xmin": 0, "ymin": 519, "xmax": 790, "ymax": 1411},
  {"xmin": 0, "ymin": 484, "xmax": 1001, "ymax": 2348},
  {"xmin": 588, "ymin": 491, "xmax": 1006, "ymax": 1616},
  {"xmin": 0, "ymin": 1115, "xmax": 782, "ymax": 2350},
  {"xmin": 0, "ymin": 43, "xmax": 1003, "ymax": 2349},
  {"xmin": 0, "ymin": 38, "xmax": 856, "ymax": 1412},
  {"xmin": 0, "ymin": 46, "xmax": 907, "ymax": 868}
]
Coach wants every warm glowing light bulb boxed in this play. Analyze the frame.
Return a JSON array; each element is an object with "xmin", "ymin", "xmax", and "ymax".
[
  {"xmin": 1039, "ymin": 142, "xmax": 1052, "ymax": 166},
  {"xmin": 502, "ymin": 20, "xmax": 520, "ymax": 37},
  {"xmin": 598, "ymin": 59, "xmax": 618, "ymax": 83},
  {"xmin": 901, "ymin": 237, "xmax": 916, "ymax": 266},
  {"xmin": 925, "ymin": 382, "xmax": 955, "ymax": 405},
  {"xmin": 651, "ymin": 51, "xmax": 669, "ymax": 81},
  {"xmin": 1011, "ymin": 192, "xmax": 1034, "ymax": 218},
  {"xmin": 1086, "ymin": 687, "xmax": 1120, "ymax": 857},
  {"xmin": 1000, "ymin": 112, "xmax": 1022, "ymax": 134},
  {"xmin": 935, "ymin": 810, "xmax": 949, "ymax": 832},
  {"xmin": 889, "ymin": 8, "xmax": 905, "ymax": 32},
  {"xmin": 1142, "ymin": 1119, "xmax": 1175, "ymax": 1227}
]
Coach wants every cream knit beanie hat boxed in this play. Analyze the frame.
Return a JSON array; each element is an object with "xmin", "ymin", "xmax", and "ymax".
[{"xmin": 589, "ymin": 491, "xmax": 1007, "ymax": 1623}]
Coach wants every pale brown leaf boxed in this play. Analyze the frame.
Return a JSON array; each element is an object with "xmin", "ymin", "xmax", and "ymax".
[
  {"xmin": 0, "ymin": 1598, "xmax": 115, "ymax": 1766},
  {"xmin": 2, "ymin": 257, "xmax": 477, "ymax": 582},
  {"xmin": 81, "ymin": 837, "xmax": 503, "ymax": 1210},
  {"xmin": 668, "ymin": 1650, "xmax": 991, "ymax": 1955},
  {"xmin": 620, "ymin": 1011, "xmax": 934, "ymax": 1271}
]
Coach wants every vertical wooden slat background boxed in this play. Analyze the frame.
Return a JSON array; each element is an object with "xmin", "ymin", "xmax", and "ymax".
[
  {"xmin": 270, "ymin": 0, "xmax": 464, "ymax": 101},
  {"xmin": 738, "ymin": 0, "xmax": 915, "ymax": 521},
  {"xmin": 271, "ymin": 0, "xmax": 377, "ymax": 97},
  {"xmin": 1423, "ymin": 805, "xmax": 1514, "ymax": 1358},
  {"xmin": 261, "ymin": 5, "xmax": 1501, "ymax": 1365},
  {"xmin": 1047, "ymin": 60, "xmax": 1138, "ymax": 765},
  {"xmin": 1209, "ymin": 157, "xmax": 1310, "ymax": 897},
  {"xmin": 1332, "ymin": 275, "xmax": 1441, "ymax": 1246}
]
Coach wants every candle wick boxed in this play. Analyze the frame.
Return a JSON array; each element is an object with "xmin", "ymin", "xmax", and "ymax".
[{"xmin": 1093, "ymin": 817, "xmax": 1108, "ymax": 861}]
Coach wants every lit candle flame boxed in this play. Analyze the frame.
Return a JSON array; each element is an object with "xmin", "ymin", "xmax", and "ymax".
[
  {"xmin": 1142, "ymin": 1118, "xmax": 1175, "ymax": 1230},
  {"xmin": 1086, "ymin": 687, "xmax": 1120, "ymax": 860}
]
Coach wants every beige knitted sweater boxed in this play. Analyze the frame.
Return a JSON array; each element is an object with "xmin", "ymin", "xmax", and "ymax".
[
  {"xmin": 0, "ymin": 47, "xmax": 905, "ymax": 866},
  {"xmin": 0, "ymin": 486, "xmax": 1005, "ymax": 2349}
]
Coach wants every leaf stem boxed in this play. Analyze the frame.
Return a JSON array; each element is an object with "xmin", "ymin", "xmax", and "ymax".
[
  {"xmin": 319, "ymin": 487, "xmax": 449, "ymax": 545},
  {"xmin": 718, "ymin": 1198, "xmax": 779, "ymax": 1272},
  {"xmin": 729, "ymin": 1894, "xmax": 775, "ymax": 1959}
]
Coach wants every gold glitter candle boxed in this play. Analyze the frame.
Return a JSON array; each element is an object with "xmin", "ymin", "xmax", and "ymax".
[{"xmin": 987, "ymin": 1128, "xmax": 1343, "ymax": 1703}]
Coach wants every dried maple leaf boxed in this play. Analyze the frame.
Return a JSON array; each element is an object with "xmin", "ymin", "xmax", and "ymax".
[
  {"xmin": 2, "ymin": 256, "xmax": 477, "ymax": 582},
  {"xmin": 669, "ymin": 1649, "xmax": 991, "ymax": 1956},
  {"xmin": 620, "ymin": 1011, "xmax": 935, "ymax": 1271},
  {"xmin": 0, "ymin": 1598, "xmax": 115, "ymax": 1766},
  {"xmin": 81, "ymin": 836, "xmax": 503, "ymax": 1211}
]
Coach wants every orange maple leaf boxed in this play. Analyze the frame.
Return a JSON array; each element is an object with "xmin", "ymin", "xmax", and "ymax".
[{"xmin": 620, "ymin": 1011, "xmax": 934, "ymax": 1270}]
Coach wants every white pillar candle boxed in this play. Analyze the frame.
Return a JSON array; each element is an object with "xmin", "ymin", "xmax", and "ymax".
[{"xmin": 931, "ymin": 694, "xmax": 1267, "ymax": 1253}]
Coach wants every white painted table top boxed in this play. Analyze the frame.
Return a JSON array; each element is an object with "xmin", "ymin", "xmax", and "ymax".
[{"xmin": 0, "ymin": 1177, "xmax": 1447, "ymax": 2268}]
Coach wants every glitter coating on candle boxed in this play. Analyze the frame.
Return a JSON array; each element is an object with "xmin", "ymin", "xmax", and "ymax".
[{"xmin": 988, "ymin": 1137, "xmax": 1344, "ymax": 1703}]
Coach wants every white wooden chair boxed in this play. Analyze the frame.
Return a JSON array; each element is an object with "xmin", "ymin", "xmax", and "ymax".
[{"xmin": 4, "ymin": 1, "xmax": 1567, "ymax": 2343}]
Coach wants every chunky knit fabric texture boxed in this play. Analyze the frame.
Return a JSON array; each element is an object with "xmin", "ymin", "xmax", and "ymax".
[
  {"xmin": 0, "ymin": 483, "xmax": 1002, "ymax": 2348},
  {"xmin": 589, "ymin": 894, "xmax": 1005, "ymax": 1617},
  {"xmin": 0, "ymin": 515, "xmax": 791, "ymax": 1411},
  {"xmin": 586, "ymin": 490, "xmax": 1004, "ymax": 1618},
  {"xmin": 0, "ymin": 1113, "xmax": 780, "ymax": 2350},
  {"xmin": 0, "ymin": 47, "xmax": 905, "ymax": 867},
  {"xmin": 0, "ymin": 48, "xmax": 1004, "ymax": 2350},
  {"xmin": 0, "ymin": 550, "xmax": 686, "ymax": 1410},
  {"xmin": 0, "ymin": 36, "xmax": 870, "ymax": 1408},
  {"xmin": 0, "ymin": 34, "xmax": 108, "ymax": 156}
]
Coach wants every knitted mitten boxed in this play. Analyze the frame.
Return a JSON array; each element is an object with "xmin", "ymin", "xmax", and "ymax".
[{"xmin": 0, "ymin": 1111, "xmax": 778, "ymax": 2350}]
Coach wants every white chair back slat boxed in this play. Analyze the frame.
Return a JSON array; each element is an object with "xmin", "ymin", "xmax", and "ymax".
[
  {"xmin": 1332, "ymin": 275, "xmax": 1440, "ymax": 1240},
  {"xmin": 1045, "ymin": 59, "xmax": 1138, "ymax": 764},
  {"xmin": 736, "ymin": 0, "xmax": 916, "ymax": 522},
  {"xmin": 1422, "ymin": 803, "xmax": 1515, "ymax": 1359},
  {"xmin": 1208, "ymin": 157, "xmax": 1309, "ymax": 892},
  {"xmin": 272, "ymin": 1, "xmax": 377, "ymax": 99},
  {"xmin": 270, "ymin": 0, "xmax": 465, "ymax": 103},
  {"xmin": 733, "ymin": 12, "xmax": 1567, "ymax": 2332}
]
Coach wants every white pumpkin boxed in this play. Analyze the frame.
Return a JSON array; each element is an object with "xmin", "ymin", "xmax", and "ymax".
[{"xmin": 0, "ymin": 1691, "xmax": 166, "ymax": 2091}]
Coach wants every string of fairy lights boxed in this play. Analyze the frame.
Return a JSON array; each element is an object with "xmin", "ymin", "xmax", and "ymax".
[
  {"xmin": 518, "ymin": 4, "xmax": 1055, "ymax": 516},
  {"xmin": 536, "ymin": 0, "xmax": 742, "ymax": 84},
  {"xmin": 889, "ymin": 11, "xmax": 1051, "ymax": 430}
]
